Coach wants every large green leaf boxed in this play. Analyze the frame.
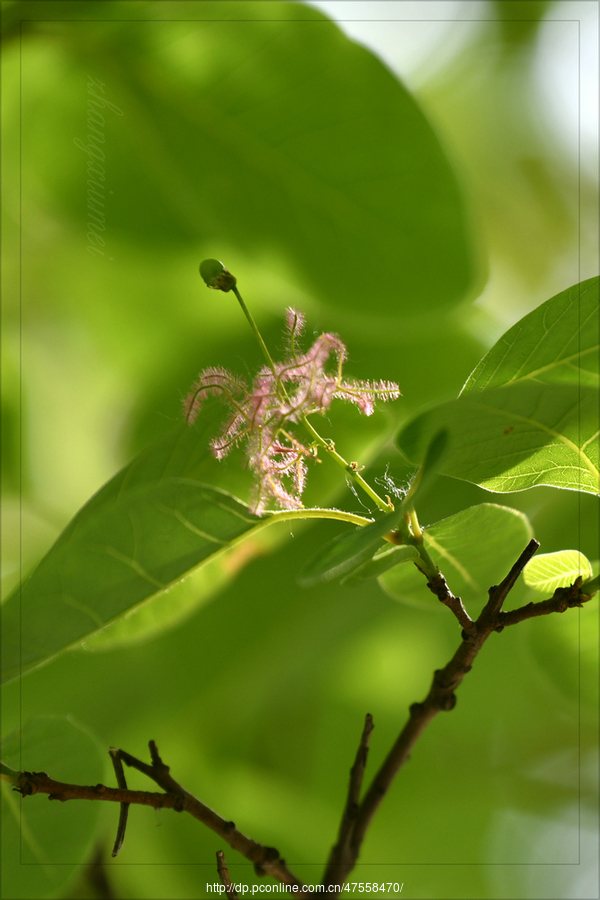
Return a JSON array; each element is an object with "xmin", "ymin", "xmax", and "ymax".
[
  {"xmin": 1, "ymin": 716, "xmax": 104, "ymax": 899},
  {"xmin": 396, "ymin": 279, "xmax": 600, "ymax": 494},
  {"xmin": 397, "ymin": 382, "xmax": 599, "ymax": 494},
  {"xmin": 462, "ymin": 276, "xmax": 599, "ymax": 391},
  {"xmin": 19, "ymin": 1, "xmax": 474, "ymax": 318},
  {"xmin": 2, "ymin": 408, "xmax": 374, "ymax": 682},
  {"xmin": 379, "ymin": 503, "xmax": 533, "ymax": 612}
]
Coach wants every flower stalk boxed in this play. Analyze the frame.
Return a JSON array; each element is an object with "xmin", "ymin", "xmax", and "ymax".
[{"xmin": 231, "ymin": 284, "xmax": 278, "ymax": 376}]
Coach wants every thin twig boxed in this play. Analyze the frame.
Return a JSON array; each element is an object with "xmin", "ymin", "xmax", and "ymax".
[
  {"xmin": 108, "ymin": 748, "xmax": 129, "ymax": 857},
  {"xmin": 217, "ymin": 850, "xmax": 239, "ymax": 899},
  {"xmin": 322, "ymin": 714, "xmax": 374, "ymax": 886},
  {"xmin": 480, "ymin": 539, "xmax": 540, "ymax": 621}
]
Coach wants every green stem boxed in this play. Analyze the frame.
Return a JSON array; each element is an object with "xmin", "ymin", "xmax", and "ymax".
[
  {"xmin": 232, "ymin": 285, "xmax": 277, "ymax": 375},
  {"xmin": 300, "ymin": 415, "xmax": 392, "ymax": 514}
]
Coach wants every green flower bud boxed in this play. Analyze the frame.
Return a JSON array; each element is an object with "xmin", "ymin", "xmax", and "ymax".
[{"xmin": 199, "ymin": 259, "xmax": 237, "ymax": 292}]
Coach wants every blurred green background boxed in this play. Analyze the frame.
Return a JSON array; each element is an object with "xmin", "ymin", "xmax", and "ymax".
[{"xmin": 1, "ymin": 1, "xmax": 598, "ymax": 898}]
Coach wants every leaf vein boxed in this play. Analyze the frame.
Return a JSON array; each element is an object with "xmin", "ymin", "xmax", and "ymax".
[
  {"xmin": 104, "ymin": 547, "xmax": 166, "ymax": 588},
  {"xmin": 155, "ymin": 504, "xmax": 228, "ymax": 543}
]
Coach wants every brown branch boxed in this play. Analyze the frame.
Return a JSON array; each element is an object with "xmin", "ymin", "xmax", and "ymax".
[
  {"xmin": 217, "ymin": 850, "xmax": 239, "ymax": 899},
  {"xmin": 497, "ymin": 576, "xmax": 591, "ymax": 627},
  {"xmin": 322, "ymin": 713, "xmax": 374, "ymax": 886},
  {"xmin": 14, "ymin": 742, "xmax": 305, "ymax": 890},
  {"xmin": 323, "ymin": 538, "xmax": 599, "ymax": 887},
  {"xmin": 14, "ymin": 773, "xmax": 172, "ymax": 807}
]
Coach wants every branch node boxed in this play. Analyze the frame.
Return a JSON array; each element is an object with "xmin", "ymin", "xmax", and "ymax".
[
  {"xmin": 254, "ymin": 846, "xmax": 281, "ymax": 877},
  {"xmin": 441, "ymin": 694, "xmax": 457, "ymax": 711},
  {"xmin": 15, "ymin": 773, "xmax": 37, "ymax": 796}
]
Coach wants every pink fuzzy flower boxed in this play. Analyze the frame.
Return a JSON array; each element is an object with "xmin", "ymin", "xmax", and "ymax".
[
  {"xmin": 183, "ymin": 367, "xmax": 247, "ymax": 425},
  {"xmin": 184, "ymin": 313, "xmax": 400, "ymax": 514}
]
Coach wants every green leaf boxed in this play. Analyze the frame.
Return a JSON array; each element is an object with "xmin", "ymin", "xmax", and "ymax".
[
  {"xmin": 396, "ymin": 278, "xmax": 600, "ymax": 495},
  {"xmin": 397, "ymin": 381, "xmax": 599, "ymax": 494},
  {"xmin": 462, "ymin": 276, "xmax": 599, "ymax": 391},
  {"xmin": 1, "ymin": 419, "xmax": 265, "ymax": 683},
  {"xmin": 379, "ymin": 503, "xmax": 533, "ymax": 611},
  {"xmin": 1, "ymin": 716, "xmax": 104, "ymax": 899},
  {"xmin": 34, "ymin": 2, "xmax": 473, "ymax": 317},
  {"xmin": 298, "ymin": 508, "xmax": 401, "ymax": 587},
  {"xmin": 523, "ymin": 550, "xmax": 593, "ymax": 594}
]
